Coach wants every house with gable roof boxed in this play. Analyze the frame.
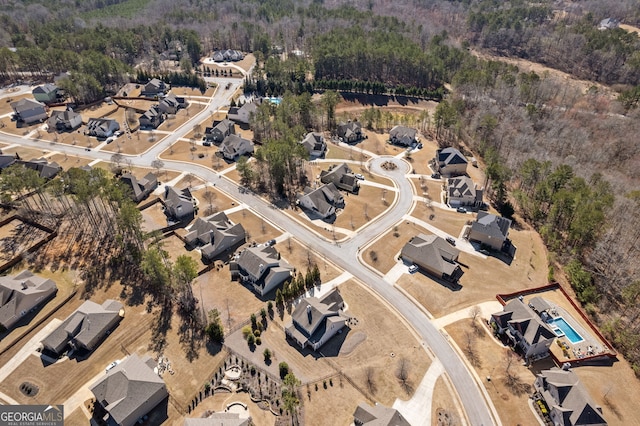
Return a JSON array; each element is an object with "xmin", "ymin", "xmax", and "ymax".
[
  {"xmin": 468, "ymin": 211, "xmax": 511, "ymax": 251},
  {"xmin": 90, "ymin": 354, "xmax": 168, "ymax": 426},
  {"xmin": 320, "ymin": 163, "xmax": 359, "ymax": 193},
  {"xmin": 159, "ymin": 93, "xmax": 188, "ymax": 115},
  {"xmin": 142, "ymin": 78, "xmax": 167, "ymax": 96},
  {"xmin": 299, "ymin": 132, "xmax": 326, "ymax": 158},
  {"xmin": 297, "ymin": 183, "xmax": 344, "ymax": 220},
  {"xmin": 534, "ymin": 367, "xmax": 607, "ymax": 426},
  {"xmin": 231, "ymin": 245, "xmax": 292, "ymax": 296},
  {"xmin": 491, "ymin": 297, "xmax": 556, "ymax": 361},
  {"xmin": 389, "ymin": 125, "xmax": 418, "ymax": 147},
  {"xmin": 22, "ymin": 158, "xmax": 62, "ymax": 179},
  {"xmin": 401, "ymin": 234, "xmax": 464, "ymax": 282},
  {"xmin": 184, "ymin": 212, "xmax": 246, "ymax": 261},
  {"xmin": 164, "ymin": 186, "xmax": 195, "ymax": 222},
  {"xmin": 47, "ymin": 109, "xmax": 82, "ymax": 132},
  {"xmin": 353, "ymin": 402, "xmax": 411, "ymax": 426},
  {"xmin": 205, "ymin": 119, "xmax": 236, "ymax": 143},
  {"xmin": 10, "ymin": 99, "xmax": 48, "ymax": 124},
  {"xmin": 435, "ymin": 147, "xmax": 468, "ymax": 176},
  {"xmin": 228, "ymin": 100, "xmax": 258, "ymax": 125},
  {"xmin": 41, "ymin": 299, "xmax": 123, "ymax": 355},
  {"xmin": 337, "ymin": 121, "xmax": 364, "ymax": 143},
  {"xmin": 219, "ymin": 134, "xmax": 254, "ymax": 161},
  {"xmin": 139, "ymin": 105, "xmax": 165, "ymax": 129},
  {"xmin": 120, "ymin": 172, "xmax": 157, "ymax": 203},
  {"xmin": 85, "ymin": 118, "xmax": 120, "ymax": 138},
  {"xmin": 32, "ymin": 83, "xmax": 60, "ymax": 104},
  {"xmin": 0, "ymin": 270, "xmax": 57, "ymax": 330},
  {"xmin": 285, "ymin": 288, "xmax": 349, "ymax": 351},
  {"xmin": 447, "ymin": 176, "xmax": 483, "ymax": 208}
]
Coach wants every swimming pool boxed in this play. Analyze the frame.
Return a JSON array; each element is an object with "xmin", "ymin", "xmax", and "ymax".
[{"xmin": 549, "ymin": 317, "xmax": 584, "ymax": 344}]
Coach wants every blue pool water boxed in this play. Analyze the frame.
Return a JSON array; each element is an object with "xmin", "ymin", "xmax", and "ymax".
[
  {"xmin": 549, "ymin": 317, "xmax": 584, "ymax": 344},
  {"xmin": 267, "ymin": 97, "xmax": 281, "ymax": 105}
]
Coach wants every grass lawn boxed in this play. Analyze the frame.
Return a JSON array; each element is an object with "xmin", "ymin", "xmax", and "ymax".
[
  {"xmin": 172, "ymin": 86, "xmax": 216, "ymax": 98},
  {"xmin": 48, "ymin": 154, "xmax": 95, "ymax": 170},
  {"xmin": 411, "ymin": 202, "xmax": 471, "ymax": 238},
  {"xmin": 160, "ymin": 140, "xmax": 218, "ymax": 169},
  {"xmin": 398, "ymin": 224, "xmax": 548, "ymax": 318},
  {"xmin": 0, "ymin": 93, "xmax": 32, "ymax": 116},
  {"xmin": 157, "ymin": 104, "xmax": 205, "ymax": 133},
  {"xmin": 140, "ymin": 201, "xmax": 166, "ymax": 232},
  {"xmin": 363, "ymin": 221, "xmax": 432, "ymax": 275},
  {"xmin": 78, "ymin": 102, "xmax": 119, "ymax": 120},
  {"xmin": 302, "ymin": 378, "xmax": 367, "ymax": 426},
  {"xmin": 333, "ymin": 185, "xmax": 394, "ymax": 232},
  {"xmin": 1, "ymin": 121, "xmax": 43, "ymax": 137},
  {"xmin": 325, "ymin": 143, "xmax": 371, "ymax": 162},
  {"xmin": 191, "ymin": 185, "xmax": 238, "ymax": 214},
  {"xmin": 431, "ymin": 376, "xmax": 462, "ymax": 426},
  {"xmin": 227, "ymin": 208, "xmax": 282, "ymax": 244},
  {"xmin": 0, "ymin": 144, "xmax": 49, "ymax": 160},
  {"xmin": 276, "ymin": 238, "xmax": 342, "ymax": 284}
]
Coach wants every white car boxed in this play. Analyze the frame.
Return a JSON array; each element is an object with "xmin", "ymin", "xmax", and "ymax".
[
  {"xmin": 408, "ymin": 264, "xmax": 419, "ymax": 273},
  {"xmin": 106, "ymin": 360, "xmax": 121, "ymax": 373},
  {"xmin": 355, "ymin": 173, "xmax": 365, "ymax": 180}
]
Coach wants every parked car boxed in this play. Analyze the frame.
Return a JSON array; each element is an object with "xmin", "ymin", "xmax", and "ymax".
[
  {"xmin": 203, "ymin": 141, "xmax": 211, "ymax": 147},
  {"xmin": 446, "ymin": 237, "xmax": 456, "ymax": 246},
  {"xmin": 431, "ymin": 173, "xmax": 440, "ymax": 179},
  {"xmin": 456, "ymin": 207, "xmax": 467, "ymax": 213},
  {"xmin": 266, "ymin": 239, "xmax": 276, "ymax": 247},
  {"xmin": 105, "ymin": 360, "xmax": 121, "ymax": 373},
  {"xmin": 105, "ymin": 137, "xmax": 114, "ymax": 144},
  {"xmin": 408, "ymin": 264, "xmax": 419, "ymax": 273},
  {"xmin": 355, "ymin": 173, "xmax": 365, "ymax": 180}
]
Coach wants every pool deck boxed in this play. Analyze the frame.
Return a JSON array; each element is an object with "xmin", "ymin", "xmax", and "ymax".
[{"xmin": 496, "ymin": 283, "xmax": 617, "ymax": 366}]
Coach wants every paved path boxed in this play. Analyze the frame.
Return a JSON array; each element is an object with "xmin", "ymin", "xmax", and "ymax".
[
  {"xmin": 62, "ymin": 368, "xmax": 107, "ymax": 419},
  {"xmin": 393, "ymin": 359, "xmax": 445, "ymax": 426},
  {"xmin": 0, "ymin": 391, "xmax": 19, "ymax": 405},
  {"xmin": 383, "ymin": 261, "xmax": 409, "ymax": 285},
  {"xmin": 432, "ymin": 301, "xmax": 503, "ymax": 330}
]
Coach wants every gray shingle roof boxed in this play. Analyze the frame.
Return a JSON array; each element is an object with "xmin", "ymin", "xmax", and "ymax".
[
  {"xmin": 41, "ymin": 299, "xmax": 123, "ymax": 354},
  {"xmin": 90, "ymin": 354, "xmax": 167, "ymax": 426},
  {"xmin": 496, "ymin": 298, "xmax": 556, "ymax": 346},
  {"xmin": 0, "ymin": 270, "xmax": 57, "ymax": 329},
  {"xmin": 471, "ymin": 211, "xmax": 511, "ymax": 240},
  {"xmin": 353, "ymin": 402, "xmax": 411, "ymax": 426},
  {"xmin": 401, "ymin": 234, "xmax": 463, "ymax": 280}
]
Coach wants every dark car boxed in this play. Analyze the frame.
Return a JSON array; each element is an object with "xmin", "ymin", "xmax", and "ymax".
[
  {"xmin": 266, "ymin": 239, "xmax": 276, "ymax": 247},
  {"xmin": 446, "ymin": 237, "xmax": 456, "ymax": 246},
  {"xmin": 203, "ymin": 141, "xmax": 211, "ymax": 147}
]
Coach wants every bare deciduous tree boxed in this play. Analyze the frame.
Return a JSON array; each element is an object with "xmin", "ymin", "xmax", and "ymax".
[
  {"xmin": 365, "ymin": 366, "xmax": 377, "ymax": 394},
  {"xmin": 395, "ymin": 357, "xmax": 412, "ymax": 394}
]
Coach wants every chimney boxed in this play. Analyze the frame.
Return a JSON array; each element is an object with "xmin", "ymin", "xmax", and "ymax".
[{"xmin": 307, "ymin": 305, "xmax": 312, "ymax": 324}]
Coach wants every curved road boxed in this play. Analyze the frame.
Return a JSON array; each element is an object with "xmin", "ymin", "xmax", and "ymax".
[{"xmin": 0, "ymin": 81, "xmax": 496, "ymax": 426}]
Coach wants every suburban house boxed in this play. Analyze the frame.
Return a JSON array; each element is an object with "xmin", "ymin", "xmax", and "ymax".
[
  {"xmin": 353, "ymin": 402, "xmax": 411, "ymax": 426},
  {"xmin": 219, "ymin": 134, "xmax": 254, "ymax": 161},
  {"xmin": 32, "ymin": 83, "xmax": 60, "ymax": 104},
  {"xmin": 401, "ymin": 234, "xmax": 464, "ymax": 282},
  {"xmin": 212, "ymin": 49, "xmax": 244, "ymax": 62},
  {"xmin": 159, "ymin": 93, "xmax": 189, "ymax": 115},
  {"xmin": 320, "ymin": 163, "xmax": 359, "ymax": 193},
  {"xmin": 47, "ymin": 109, "xmax": 82, "ymax": 132},
  {"xmin": 490, "ymin": 297, "xmax": 556, "ymax": 361},
  {"xmin": 120, "ymin": 172, "xmax": 157, "ymax": 203},
  {"xmin": 41, "ymin": 299, "xmax": 124, "ymax": 355},
  {"xmin": 184, "ymin": 413, "xmax": 249, "ymax": 426},
  {"xmin": 228, "ymin": 100, "xmax": 258, "ymax": 125},
  {"xmin": 435, "ymin": 147, "xmax": 468, "ymax": 177},
  {"xmin": 297, "ymin": 183, "xmax": 344, "ymax": 220},
  {"xmin": 164, "ymin": 186, "xmax": 195, "ymax": 222},
  {"xmin": 85, "ymin": 118, "xmax": 120, "ymax": 138},
  {"xmin": 143, "ymin": 78, "xmax": 167, "ymax": 96},
  {"xmin": 22, "ymin": 158, "xmax": 62, "ymax": 179},
  {"xmin": 337, "ymin": 121, "xmax": 364, "ymax": 143},
  {"xmin": 447, "ymin": 176, "xmax": 483, "ymax": 208},
  {"xmin": 285, "ymin": 288, "xmax": 349, "ymax": 351},
  {"xmin": 299, "ymin": 132, "xmax": 327, "ymax": 158},
  {"xmin": 534, "ymin": 368, "xmax": 607, "ymax": 426},
  {"xmin": 468, "ymin": 211, "xmax": 512, "ymax": 251},
  {"xmin": 90, "ymin": 354, "xmax": 168, "ymax": 426},
  {"xmin": 204, "ymin": 119, "xmax": 236, "ymax": 143},
  {"xmin": 389, "ymin": 125, "xmax": 417, "ymax": 147},
  {"xmin": 184, "ymin": 212, "xmax": 246, "ymax": 261},
  {"xmin": 231, "ymin": 245, "xmax": 292, "ymax": 296},
  {"xmin": 0, "ymin": 270, "xmax": 57, "ymax": 330},
  {"xmin": 10, "ymin": 98, "xmax": 48, "ymax": 124},
  {"xmin": 139, "ymin": 105, "xmax": 165, "ymax": 129}
]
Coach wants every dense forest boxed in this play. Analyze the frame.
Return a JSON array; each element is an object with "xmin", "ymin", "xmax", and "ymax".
[{"xmin": 1, "ymin": 0, "xmax": 640, "ymax": 372}]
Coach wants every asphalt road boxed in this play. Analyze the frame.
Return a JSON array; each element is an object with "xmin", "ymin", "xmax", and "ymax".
[{"xmin": 0, "ymin": 79, "xmax": 496, "ymax": 426}]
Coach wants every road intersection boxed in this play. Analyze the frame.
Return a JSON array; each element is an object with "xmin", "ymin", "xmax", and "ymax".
[{"xmin": 0, "ymin": 80, "xmax": 498, "ymax": 425}]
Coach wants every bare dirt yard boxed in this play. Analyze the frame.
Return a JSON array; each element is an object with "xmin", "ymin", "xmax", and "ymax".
[
  {"xmin": 397, "ymin": 223, "xmax": 549, "ymax": 318},
  {"xmin": 224, "ymin": 279, "xmax": 430, "ymax": 421},
  {"xmin": 160, "ymin": 140, "xmax": 218, "ymax": 169},
  {"xmin": 446, "ymin": 318, "xmax": 542, "ymax": 426}
]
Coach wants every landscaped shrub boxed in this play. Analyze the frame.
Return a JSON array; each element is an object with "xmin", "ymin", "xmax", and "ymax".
[{"xmin": 279, "ymin": 362, "xmax": 289, "ymax": 379}]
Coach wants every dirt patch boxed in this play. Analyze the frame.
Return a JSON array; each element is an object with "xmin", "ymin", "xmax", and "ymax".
[
  {"xmin": 339, "ymin": 331, "xmax": 366, "ymax": 356},
  {"xmin": 446, "ymin": 319, "xmax": 538, "ymax": 426},
  {"xmin": 431, "ymin": 376, "xmax": 461, "ymax": 426},
  {"xmin": 140, "ymin": 201, "xmax": 167, "ymax": 232}
]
